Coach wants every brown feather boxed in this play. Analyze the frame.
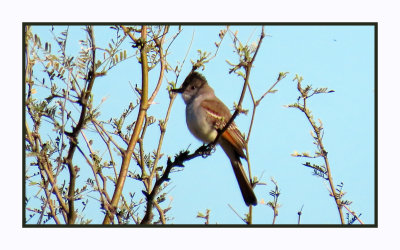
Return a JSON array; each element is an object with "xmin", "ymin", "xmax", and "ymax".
[{"xmin": 201, "ymin": 99, "xmax": 246, "ymax": 158}]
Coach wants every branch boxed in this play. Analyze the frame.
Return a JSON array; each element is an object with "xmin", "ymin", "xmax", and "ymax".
[
  {"xmin": 210, "ymin": 26, "xmax": 265, "ymax": 149},
  {"xmin": 77, "ymin": 130, "xmax": 112, "ymax": 214},
  {"xmin": 25, "ymin": 120, "xmax": 69, "ymax": 222},
  {"xmin": 227, "ymin": 204, "xmax": 247, "ymax": 224},
  {"xmin": 297, "ymin": 205, "xmax": 304, "ymax": 224},
  {"xmin": 244, "ymin": 72, "xmax": 287, "ymax": 188},
  {"xmin": 148, "ymin": 26, "xmax": 169, "ymax": 105},
  {"xmin": 190, "ymin": 26, "xmax": 228, "ymax": 72},
  {"xmin": 289, "ymin": 76, "xmax": 344, "ymax": 224},
  {"xmin": 343, "ymin": 204, "xmax": 364, "ymax": 225},
  {"xmin": 212, "ymin": 27, "xmax": 264, "ymax": 223},
  {"xmin": 154, "ymin": 201, "xmax": 166, "ymax": 224},
  {"xmin": 91, "ymin": 120, "xmax": 122, "ymax": 177},
  {"xmin": 140, "ymin": 143, "xmax": 212, "ymax": 224},
  {"xmin": 267, "ymin": 177, "xmax": 280, "ymax": 224},
  {"xmin": 143, "ymin": 94, "xmax": 177, "ymax": 210},
  {"xmin": 140, "ymin": 156, "xmax": 176, "ymax": 224},
  {"xmin": 103, "ymin": 26, "xmax": 149, "ymax": 224},
  {"xmin": 63, "ymin": 25, "xmax": 97, "ymax": 224}
]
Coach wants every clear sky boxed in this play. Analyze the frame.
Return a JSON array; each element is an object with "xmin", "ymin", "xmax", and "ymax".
[{"xmin": 26, "ymin": 24, "xmax": 375, "ymax": 225}]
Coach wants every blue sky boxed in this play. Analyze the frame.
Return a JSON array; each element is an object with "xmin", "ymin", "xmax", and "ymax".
[{"xmin": 26, "ymin": 24, "xmax": 375, "ymax": 225}]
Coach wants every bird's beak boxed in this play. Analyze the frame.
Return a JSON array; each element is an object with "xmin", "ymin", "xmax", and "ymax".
[{"xmin": 171, "ymin": 87, "xmax": 184, "ymax": 93}]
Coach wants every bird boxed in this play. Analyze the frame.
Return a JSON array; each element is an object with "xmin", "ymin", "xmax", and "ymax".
[{"xmin": 172, "ymin": 71, "xmax": 257, "ymax": 206}]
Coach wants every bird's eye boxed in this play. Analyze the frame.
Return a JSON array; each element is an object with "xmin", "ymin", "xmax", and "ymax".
[{"xmin": 191, "ymin": 85, "xmax": 196, "ymax": 90}]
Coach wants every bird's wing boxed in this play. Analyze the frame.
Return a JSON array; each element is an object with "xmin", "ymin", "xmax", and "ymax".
[{"xmin": 201, "ymin": 98, "xmax": 247, "ymax": 158}]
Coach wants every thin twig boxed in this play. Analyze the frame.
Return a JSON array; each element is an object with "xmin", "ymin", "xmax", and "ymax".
[
  {"xmin": 343, "ymin": 204, "xmax": 364, "ymax": 224},
  {"xmin": 148, "ymin": 26, "xmax": 169, "ymax": 105},
  {"xmin": 227, "ymin": 204, "xmax": 247, "ymax": 224},
  {"xmin": 174, "ymin": 29, "xmax": 195, "ymax": 84},
  {"xmin": 77, "ymin": 130, "xmax": 111, "ymax": 213},
  {"xmin": 297, "ymin": 205, "xmax": 304, "ymax": 224},
  {"xmin": 148, "ymin": 95, "xmax": 177, "ymax": 186},
  {"xmin": 91, "ymin": 120, "xmax": 120, "ymax": 178},
  {"xmin": 269, "ymin": 178, "xmax": 280, "ymax": 225},
  {"xmin": 255, "ymin": 72, "xmax": 287, "ymax": 107},
  {"xmin": 121, "ymin": 195, "xmax": 139, "ymax": 224}
]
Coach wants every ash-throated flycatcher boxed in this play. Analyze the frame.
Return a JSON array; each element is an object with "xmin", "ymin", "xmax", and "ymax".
[{"xmin": 173, "ymin": 71, "xmax": 257, "ymax": 206}]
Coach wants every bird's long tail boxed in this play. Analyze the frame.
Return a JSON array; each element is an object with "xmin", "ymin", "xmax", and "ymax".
[{"xmin": 230, "ymin": 156, "xmax": 257, "ymax": 206}]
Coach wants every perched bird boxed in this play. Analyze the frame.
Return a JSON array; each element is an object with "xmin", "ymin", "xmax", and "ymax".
[{"xmin": 173, "ymin": 71, "xmax": 257, "ymax": 206}]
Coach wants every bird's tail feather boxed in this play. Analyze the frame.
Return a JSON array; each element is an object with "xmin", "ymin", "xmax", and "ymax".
[{"xmin": 230, "ymin": 157, "xmax": 257, "ymax": 206}]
